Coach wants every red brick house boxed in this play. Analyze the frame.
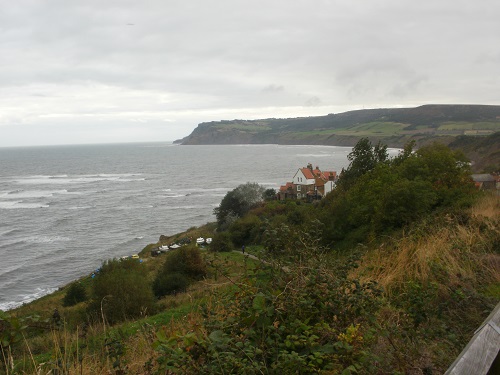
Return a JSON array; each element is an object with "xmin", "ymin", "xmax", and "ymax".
[{"xmin": 278, "ymin": 163, "xmax": 337, "ymax": 201}]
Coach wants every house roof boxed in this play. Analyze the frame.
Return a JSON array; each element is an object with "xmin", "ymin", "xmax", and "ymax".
[
  {"xmin": 300, "ymin": 168, "xmax": 315, "ymax": 179},
  {"xmin": 322, "ymin": 171, "xmax": 337, "ymax": 179},
  {"xmin": 314, "ymin": 177, "xmax": 326, "ymax": 186},
  {"xmin": 279, "ymin": 182, "xmax": 294, "ymax": 191},
  {"xmin": 471, "ymin": 174, "xmax": 495, "ymax": 182}
]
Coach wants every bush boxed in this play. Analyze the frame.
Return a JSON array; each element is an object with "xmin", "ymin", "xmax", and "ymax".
[
  {"xmin": 160, "ymin": 246, "xmax": 206, "ymax": 279},
  {"xmin": 153, "ymin": 246, "xmax": 206, "ymax": 299},
  {"xmin": 63, "ymin": 282, "xmax": 87, "ymax": 307},
  {"xmin": 154, "ymin": 228, "xmax": 382, "ymax": 374},
  {"xmin": 153, "ymin": 272, "xmax": 189, "ymax": 298},
  {"xmin": 89, "ymin": 259, "xmax": 156, "ymax": 324},
  {"xmin": 229, "ymin": 214, "xmax": 262, "ymax": 246},
  {"xmin": 210, "ymin": 231, "xmax": 234, "ymax": 252}
]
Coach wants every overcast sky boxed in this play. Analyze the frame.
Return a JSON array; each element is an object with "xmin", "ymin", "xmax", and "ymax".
[{"xmin": 1, "ymin": 0, "xmax": 499, "ymax": 147}]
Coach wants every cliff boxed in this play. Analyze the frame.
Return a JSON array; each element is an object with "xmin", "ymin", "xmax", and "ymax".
[{"xmin": 180, "ymin": 104, "xmax": 500, "ymax": 148}]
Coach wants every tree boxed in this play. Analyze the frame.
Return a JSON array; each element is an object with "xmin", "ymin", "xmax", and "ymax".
[
  {"xmin": 214, "ymin": 182, "xmax": 266, "ymax": 229},
  {"xmin": 336, "ymin": 138, "xmax": 388, "ymax": 191},
  {"xmin": 320, "ymin": 141, "xmax": 476, "ymax": 245},
  {"xmin": 263, "ymin": 188, "xmax": 277, "ymax": 201}
]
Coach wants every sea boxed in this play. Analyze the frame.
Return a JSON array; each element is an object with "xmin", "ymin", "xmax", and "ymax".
[{"xmin": 0, "ymin": 143, "xmax": 358, "ymax": 311}]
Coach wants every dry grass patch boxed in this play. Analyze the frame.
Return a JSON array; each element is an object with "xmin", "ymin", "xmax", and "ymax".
[
  {"xmin": 471, "ymin": 191, "xmax": 500, "ymax": 219},
  {"xmin": 356, "ymin": 195, "xmax": 500, "ymax": 296}
]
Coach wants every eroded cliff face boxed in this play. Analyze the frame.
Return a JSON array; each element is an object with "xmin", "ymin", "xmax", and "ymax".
[
  {"xmin": 181, "ymin": 126, "xmax": 256, "ymax": 145},
  {"xmin": 178, "ymin": 105, "xmax": 500, "ymax": 171},
  {"xmin": 180, "ymin": 125, "xmax": 453, "ymax": 148},
  {"xmin": 179, "ymin": 105, "xmax": 500, "ymax": 148}
]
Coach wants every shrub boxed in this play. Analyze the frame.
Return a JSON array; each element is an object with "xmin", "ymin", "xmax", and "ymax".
[
  {"xmin": 62, "ymin": 282, "xmax": 87, "ymax": 307},
  {"xmin": 209, "ymin": 231, "xmax": 234, "ymax": 252},
  {"xmin": 153, "ymin": 246, "xmax": 206, "ymax": 298},
  {"xmin": 229, "ymin": 214, "xmax": 262, "ymax": 246},
  {"xmin": 154, "ymin": 228, "xmax": 382, "ymax": 374},
  {"xmin": 89, "ymin": 259, "xmax": 156, "ymax": 324},
  {"xmin": 153, "ymin": 272, "xmax": 189, "ymax": 298},
  {"xmin": 160, "ymin": 246, "xmax": 206, "ymax": 279}
]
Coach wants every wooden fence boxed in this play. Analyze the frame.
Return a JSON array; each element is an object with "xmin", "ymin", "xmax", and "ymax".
[{"xmin": 445, "ymin": 301, "xmax": 500, "ymax": 374}]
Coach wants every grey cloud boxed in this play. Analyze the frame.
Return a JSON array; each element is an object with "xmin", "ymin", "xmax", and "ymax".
[
  {"xmin": 1, "ymin": 0, "xmax": 499, "ymax": 146},
  {"xmin": 305, "ymin": 96, "xmax": 322, "ymax": 107},
  {"xmin": 262, "ymin": 85, "xmax": 285, "ymax": 93}
]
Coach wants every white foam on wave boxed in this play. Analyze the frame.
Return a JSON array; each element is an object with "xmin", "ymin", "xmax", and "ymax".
[
  {"xmin": 296, "ymin": 153, "xmax": 333, "ymax": 158},
  {"xmin": 164, "ymin": 193, "xmax": 184, "ymax": 198},
  {"xmin": 164, "ymin": 204, "xmax": 208, "ymax": 210},
  {"xmin": 1, "ymin": 189, "xmax": 69, "ymax": 199},
  {"xmin": 11, "ymin": 174, "xmax": 145, "ymax": 186},
  {"xmin": 0, "ymin": 287, "xmax": 59, "ymax": 311},
  {"xmin": 0, "ymin": 201, "xmax": 49, "ymax": 209},
  {"xmin": 23, "ymin": 235, "xmax": 71, "ymax": 244},
  {"xmin": 0, "ymin": 228, "xmax": 22, "ymax": 237}
]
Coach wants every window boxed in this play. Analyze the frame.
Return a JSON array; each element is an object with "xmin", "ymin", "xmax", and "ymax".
[
  {"xmin": 297, "ymin": 193, "xmax": 301, "ymax": 199},
  {"xmin": 297, "ymin": 185, "xmax": 301, "ymax": 191}
]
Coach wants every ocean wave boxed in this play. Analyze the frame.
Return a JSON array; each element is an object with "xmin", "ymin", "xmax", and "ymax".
[
  {"xmin": 11, "ymin": 174, "xmax": 145, "ymax": 186},
  {"xmin": 0, "ymin": 201, "xmax": 49, "ymax": 209},
  {"xmin": 1, "ymin": 189, "xmax": 70, "ymax": 199},
  {"xmin": 0, "ymin": 263, "xmax": 25, "ymax": 279},
  {"xmin": 164, "ymin": 194, "xmax": 184, "ymax": 198},
  {"xmin": 0, "ymin": 239, "xmax": 26, "ymax": 249},
  {"xmin": 0, "ymin": 287, "xmax": 59, "ymax": 311},
  {"xmin": 0, "ymin": 228, "xmax": 23, "ymax": 237},
  {"xmin": 163, "ymin": 205, "xmax": 208, "ymax": 210},
  {"xmin": 296, "ymin": 153, "xmax": 333, "ymax": 158},
  {"xmin": 23, "ymin": 235, "xmax": 71, "ymax": 244}
]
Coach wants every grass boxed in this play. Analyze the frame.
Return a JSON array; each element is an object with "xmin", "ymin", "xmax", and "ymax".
[
  {"xmin": 214, "ymin": 123, "xmax": 272, "ymax": 132},
  {"xmin": 355, "ymin": 193, "xmax": 500, "ymax": 297},
  {"xmin": 291, "ymin": 122, "xmax": 409, "ymax": 138},
  {"xmin": 4, "ymin": 195, "xmax": 499, "ymax": 373},
  {"xmin": 438, "ymin": 121, "xmax": 500, "ymax": 131},
  {"xmin": 4, "ymin": 247, "xmax": 255, "ymax": 374}
]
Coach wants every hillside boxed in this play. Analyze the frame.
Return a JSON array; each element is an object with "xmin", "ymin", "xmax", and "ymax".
[
  {"xmin": 179, "ymin": 104, "xmax": 500, "ymax": 172},
  {"xmin": 179, "ymin": 104, "xmax": 500, "ymax": 149},
  {"xmin": 449, "ymin": 131, "xmax": 500, "ymax": 172},
  {"xmin": 3, "ymin": 141, "xmax": 499, "ymax": 374}
]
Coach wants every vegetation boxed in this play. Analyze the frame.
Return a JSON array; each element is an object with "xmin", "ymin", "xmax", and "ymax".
[
  {"xmin": 182, "ymin": 104, "xmax": 500, "ymax": 149},
  {"xmin": 62, "ymin": 282, "xmax": 87, "ymax": 307},
  {"xmin": 213, "ymin": 182, "xmax": 266, "ymax": 230},
  {"xmin": 153, "ymin": 246, "xmax": 206, "ymax": 298},
  {"xmin": 1, "ymin": 140, "xmax": 499, "ymax": 374},
  {"xmin": 320, "ymin": 140, "xmax": 476, "ymax": 246},
  {"xmin": 88, "ymin": 259, "xmax": 156, "ymax": 325}
]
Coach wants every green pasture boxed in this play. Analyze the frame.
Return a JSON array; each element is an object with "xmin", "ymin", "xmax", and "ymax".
[
  {"xmin": 214, "ymin": 123, "xmax": 272, "ymax": 132},
  {"xmin": 438, "ymin": 121, "xmax": 500, "ymax": 131}
]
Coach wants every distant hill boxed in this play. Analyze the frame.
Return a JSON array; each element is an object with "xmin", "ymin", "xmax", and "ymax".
[
  {"xmin": 178, "ymin": 104, "xmax": 500, "ymax": 172},
  {"xmin": 179, "ymin": 104, "xmax": 500, "ymax": 149},
  {"xmin": 449, "ymin": 131, "xmax": 500, "ymax": 173}
]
